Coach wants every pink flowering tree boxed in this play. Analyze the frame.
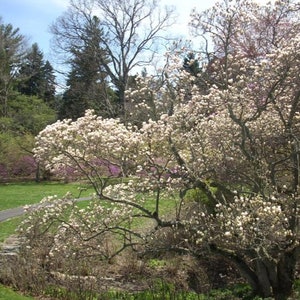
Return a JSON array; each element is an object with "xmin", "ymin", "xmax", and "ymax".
[{"xmin": 18, "ymin": 0, "xmax": 300, "ymax": 299}]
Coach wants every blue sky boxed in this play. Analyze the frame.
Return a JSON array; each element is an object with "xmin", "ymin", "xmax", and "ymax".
[
  {"xmin": 0, "ymin": 0, "xmax": 269, "ymax": 60},
  {"xmin": 0, "ymin": 0, "xmax": 68, "ymax": 61},
  {"xmin": 0, "ymin": 0, "xmax": 220, "ymax": 62},
  {"xmin": 0, "ymin": 0, "xmax": 268, "ymax": 83}
]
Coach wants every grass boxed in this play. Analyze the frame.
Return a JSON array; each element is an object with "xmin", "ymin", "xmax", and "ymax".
[
  {"xmin": 0, "ymin": 217, "xmax": 23, "ymax": 242},
  {"xmin": 0, "ymin": 181, "xmax": 93, "ymax": 211},
  {"xmin": 44, "ymin": 283, "xmax": 205, "ymax": 300},
  {"xmin": 0, "ymin": 182, "xmax": 95, "ymax": 299},
  {"xmin": 0, "ymin": 285, "xmax": 33, "ymax": 300},
  {"xmin": 0, "ymin": 182, "xmax": 177, "ymax": 242},
  {"xmin": 1, "ymin": 182, "xmax": 300, "ymax": 299},
  {"xmin": 0, "ymin": 181, "xmax": 93, "ymax": 242},
  {"xmin": 3, "ymin": 281, "xmax": 298, "ymax": 300}
]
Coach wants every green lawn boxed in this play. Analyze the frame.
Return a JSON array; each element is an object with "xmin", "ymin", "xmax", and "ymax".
[
  {"xmin": 0, "ymin": 181, "xmax": 175, "ymax": 238},
  {"xmin": 0, "ymin": 181, "xmax": 93, "ymax": 242},
  {"xmin": 1, "ymin": 183, "xmax": 300, "ymax": 299},
  {"xmin": 0, "ymin": 182, "xmax": 177, "ymax": 243},
  {"xmin": 0, "ymin": 181, "xmax": 93, "ymax": 211},
  {"xmin": 0, "ymin": 182, "xmax": 94, "ymax": 299}
]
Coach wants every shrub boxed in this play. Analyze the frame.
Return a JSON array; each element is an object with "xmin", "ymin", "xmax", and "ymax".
[{"xmin": 12, "ymin": 155, "xmax": 37, "ymax": 177}]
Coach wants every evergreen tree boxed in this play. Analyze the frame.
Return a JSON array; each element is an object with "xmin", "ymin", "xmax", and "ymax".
[
  {"xmin": 59, "ymin": 16, "xmax": 117, "ymax": 120},
  {"xmin": 17, "ymin": 43, "xmax": 44, "ymax": 96},
  {"xmin": 182, "ymin": 51, "xmax": 214, "ymax": 95},
  {"xmin": 17, "ymin": 43, "xmax": 56, "ymax": 105},
  {"xmin": 183, "ymin": 52, "xmax": 201, "ymax": 76},
  {"xmin": 41, "ymin": 60, "xmax": 56, "ymax": 108},
  {"xmin": 51, "ymin": 0, "xmax": 175, "ymax": 122},
  {"xmin": 0, "ymin": 19, "xmax": 25, "ymax": 117}
]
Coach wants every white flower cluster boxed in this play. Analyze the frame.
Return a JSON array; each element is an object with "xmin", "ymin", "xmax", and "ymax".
[
  {"xmin": 192, "ymin": 193, "xmax": 295, "ymax": 259},
  {"xmin": 27, "ymin": 3, "xmax": 300, "ymax": 274}
]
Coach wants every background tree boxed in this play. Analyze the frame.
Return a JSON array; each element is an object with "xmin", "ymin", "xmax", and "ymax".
[
  {"xmin": 58, "ymin": 16, "xmax": 117, "ymax": 120},
  {"xmin": 17, "ymin": 43, "xmax": 56, "ymax": 108},
  {"xmin": 189, "ymin": 0, "xmax": 300, "ymax": 91},
  {"xmin": 17, "ymin": 43, "xmax": 44, "ymax": 96},
  {"xmin": 51, "ymin": 0, "xmax": 175, "ymax": 121},
  {"xmin": 0, "ymin": 92, "xmax": 56, "ymax": 181},
  {"xmin": 0, "ymin": 19, "xmax": 56, "ymax": 181},
  {"xmin": 9, "ymin": 94, "xmax": 56, "ymax": 135},
  {"xmin": 0, "ymin": 19, "xmax": 26, "ymax": 117},
  {"xmin": 183, "ymin": 52, "xmax": 201, "ymax": 77},
  {"xmin": 42, "ymin": 60, "xmax": 56, "ymax": 109}
]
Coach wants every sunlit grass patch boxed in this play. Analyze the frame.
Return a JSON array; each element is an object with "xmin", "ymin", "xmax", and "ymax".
[{"xmin": 0, "ymin": 181, "xmax": 93, "ymax": 211}]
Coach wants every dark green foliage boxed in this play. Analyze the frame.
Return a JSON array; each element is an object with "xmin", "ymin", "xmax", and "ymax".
[
  {"xmin": 183, "ymin": 52, "xmax": 201, "ymax": 77},
  {"xmin": 58, "ymin": 16, "xmax": 118, "ymax": 120},
  {"xmin": 8, "ymin": 93, "xmax": 56, "ymax": 134},
  {"xmin": 17, "ymin": 43, "xmax": 44, "ymax": 96},
  {"xmin": 0, "ymin": 91, "xmax": 56, "ymax": 180},
  {"xmin": 0, "ymin": 19, "xmax": 26, "ymax": 117},
  {"xmin": 42, "ymin": 60, "xmax": 56, "ymax": 108},
  {"xmin": 16, "ymin": 43, "xmax": 56, "ymax": 108}
]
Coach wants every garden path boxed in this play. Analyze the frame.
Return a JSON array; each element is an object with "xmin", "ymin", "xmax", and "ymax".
[{"xmin": 0, "ymin": 196, "xmax": 92, "ymax": 222}]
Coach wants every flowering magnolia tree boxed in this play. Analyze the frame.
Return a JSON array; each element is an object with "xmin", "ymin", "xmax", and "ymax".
[{"xmin": 19, "ymin": 0, "xmax": 300, "ymax": 299}]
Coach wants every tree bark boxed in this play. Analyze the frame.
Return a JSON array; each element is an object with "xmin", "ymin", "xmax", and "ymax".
[
  {"xmin": 273, "ymin": 249, "xmax": 299, "ymax": 300},
  {"xmin": 209, "ymin": 244, "xmax": 299, "ymax": 299}
]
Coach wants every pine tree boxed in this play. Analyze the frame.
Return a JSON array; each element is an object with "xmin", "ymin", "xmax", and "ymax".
[
  {"xmin": 183, "ymin": 52, "xmax": 201, "ymax": 76},
  {"xmin": 17, "ymin": 43, "xmax": 56, "ymax": 106},
  {"xmin": 58, "ymin": 16, "xmax": 117, "ymax": 120},
  {"xmin": 41, "ymin": 60, "xmax": 56, "ymax": 108},
  {"xmin": 0, "ymin": 19, "xmax": 25, "ymax": 117}
]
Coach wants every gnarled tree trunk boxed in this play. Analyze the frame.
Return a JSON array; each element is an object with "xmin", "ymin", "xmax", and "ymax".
[{"xmin": 210, "ymin": 245, "xmax": 299, "ymax": 300}]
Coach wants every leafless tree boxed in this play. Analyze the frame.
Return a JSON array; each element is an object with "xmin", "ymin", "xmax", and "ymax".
[{"xmin": 51, "ymin": 0, "xmax": 176, "ymax": 120}]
